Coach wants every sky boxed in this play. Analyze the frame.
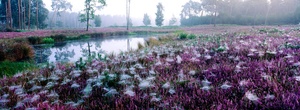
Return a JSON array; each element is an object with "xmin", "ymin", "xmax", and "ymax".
[{"xmin": 43, "ymin": 0, "xmax": 190, "ymax": 20}]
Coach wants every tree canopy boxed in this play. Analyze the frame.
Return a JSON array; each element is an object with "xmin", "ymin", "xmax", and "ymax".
[
  {"xmin": 181, "ymin": 0, "xmax": 300, "ymax": 26},
  {"xmin": 155, "ymin": 3, "xmax": 164, "ymax": 27},
  {"xmin": 80, "ymin": 0, "xmax": 106, "ymax": 31},
  {"xmin": 143, "ymin": 13, "xmax": 151, "ymax": 26}
]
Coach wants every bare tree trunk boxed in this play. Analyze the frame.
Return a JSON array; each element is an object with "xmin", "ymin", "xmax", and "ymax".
[
  {"xmin": 126, "ymin": 0, "xmax": 130, "ymax": 30},
  {"xmin": 23, "ymin": 0, "xmax": 26, "ymax": 30},
  {"xmin": 36, "ymin": 0, "xmax": 39, "ymax": 30},
  {"xmin": 28, "ymin": 0, "xmax": 31, "ymax": 30},
  {"xmin": 86, "ymin": 5, "xmax": 90, "ymax": 31},
  {"xmin": 18, "ymin": 0, "xmax": 21, "ymax": 29},
  {"xmin": 6, "ymin": 0, "xmax": 12, "ymax": 29}
]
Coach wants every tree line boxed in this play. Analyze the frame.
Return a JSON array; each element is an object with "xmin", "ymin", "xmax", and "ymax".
[
  {"xmin": 180, "ymin": 0, "xmax": 300, "ymax": 26},
  {"xmin": 0, "ymin": 0, "xmax": 48, "ymax": 30}
]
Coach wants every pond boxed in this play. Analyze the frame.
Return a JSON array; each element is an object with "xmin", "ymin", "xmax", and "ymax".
[{"xmin": 33, "ymin": 35, "xmax": 159, "ymax": 63}]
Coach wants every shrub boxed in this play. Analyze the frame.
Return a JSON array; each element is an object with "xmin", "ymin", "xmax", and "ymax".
[
  {"xmin": 11, "ymin": 43, "xmax": 35, "ymax": 61},
  {"xmin": 0, "ymin": 40, "xmax": 35, "ymax": 61},
  {"xmin": 78, "ymin": 35, "xmax": 91, "ymax": 39},
  {"xmin": 42, "ymin": 38, "xmax": 55, "ymax": 44},
  {"xmin": 146, "ymin": 37, "xmax": 160, "ymax": 47},
  {"xmin": 0, "ymin": 49, "xmax": 4, "ymax": 61},
  {"xmin": 51, "ymin": 34, "xmax": 67, "ymax": 42},
  {"xmin": 158, "ymin": 35, "xmax": 174, "ymax": 42},
  {"xmin": 179, "ymin": 32, "xmax": 188, "ymax": 39},
  {"xmin": 27, "ymin": 37, "xmax": 43, "ymax": 45},
  {"xmin": 187, "ymin": 34, "xmax": 197, "ymax": 39}
]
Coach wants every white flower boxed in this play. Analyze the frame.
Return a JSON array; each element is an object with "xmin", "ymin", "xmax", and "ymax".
[
  {"xmin": 293, "ymin": 62, "xmax": 300, "ymax": 67},
  {"xmin": 176, "ymin": 55, "xmax": 182, "ymax": 64},
  {"xmin": 189, "ymin": 70, "xmax": 196, "ymax": 75},
  {"xmin": 139, "ymin": 80, "xmax": 153, "ymax": 89},
  {"xmin": 204, "ymin": 55, "xmax": 212, "ymax": 60},
  {"xmin": 245, "ymin": 91, "xmax": 259, "ymax": 101},
  {"xmin": 149, "ymin": 70, "xmax": 156, "ymax": 75},
  {"xmin": 104, "ymin": 88, "xmax": 118, "ymax": 96},
  {"xmin": 151, "ymin": 97, "xmax": 161, "ymax": 102},
  {"xmin": 120, "ymin": 74, "xmax": 132, "ymax": 80},
  {"xmin": 71, "ymin": 83, "xmax": 80, "ymax": 88},
  {"xmin": 220, "ymin": 82, "xmax": 232, "ymax": 89},
  {"xmin": 162, "ymin": 82, "xmax": 171, "ymax": 89},
  {"xmin": 264, "ymin": 94, "xmax": 275, "ymax": 99},
  {"xmin": 294, "ymin": 76, "xmax": 300, "ymax": 81},
  {"xmin": 201, "ymin": 79, "xmax": 211, "ymax": 86},
  {"xmin": 83, "ymin": 84, "xmax": 92, "ymax": 97},
  {"xmin": 201, "ymin": 85, "xmax": 212, "ymax": 91},
  {"xmin": 239, "ymin": 79, "xmax": 249, "ymax": 86},
  {"xmin": 146, "ymin": 76, "xmax": 156, "ymax": 81},
  {"xmin": 261, "ymin": 73, "xmax": 271, "ymax": 80},
  {"xmin": 124, "ymin": 88, "xmax": 135, "ymax": 97},
  {"xmin": 166, "ymin": 57, "xmax": 174, "ymax": 62},
  {"xmin": 31, "ymin": 94, "xmax": 40, "ymax": 102},
  {"xmin": 168, "ymin": 88, "xmax": 176, "ymax": 94},
  {"xmin": 47, "ymin": 91, "xmax": 59, "ymax": 98}
]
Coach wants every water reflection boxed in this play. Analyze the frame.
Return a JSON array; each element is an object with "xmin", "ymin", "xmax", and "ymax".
[{"xmin": 34, "ymin": 35, "xmax": 155, "ymax": 63}]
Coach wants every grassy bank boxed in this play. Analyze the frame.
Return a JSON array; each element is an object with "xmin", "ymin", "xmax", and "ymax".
[{"xmin": 0, "ymin": 61, "xmax": 36, "ymax": 77}]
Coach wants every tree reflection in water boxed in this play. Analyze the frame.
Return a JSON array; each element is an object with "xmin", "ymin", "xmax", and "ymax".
[{"xmin": 33, "ymin": 35, "xmax": 156, "ymax": 63}]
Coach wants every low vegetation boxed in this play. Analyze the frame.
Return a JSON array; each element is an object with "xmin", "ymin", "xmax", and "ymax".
[{"xmin": 0, "ymin": 27, "xmax": 300, "ymax": 109}]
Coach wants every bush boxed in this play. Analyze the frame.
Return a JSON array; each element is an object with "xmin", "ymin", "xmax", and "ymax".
[
  {"xmin": 0, "ymin": 40, "xmax": 35, "ymax": 61},
  {"xmin": 187, "ymin": 34, "xmax": 197, "ymax": 39},
  {"xmin": 42, "ymin": 38, "xmax": 55, "ymax": 44},
  {"xmin": 78, "ymin": 35, "xmax": 91, "ymax": 39},
  {"xmin": 0, "ymin": 49, "xmax": 4, "ymax": 61},
  {"xmin": 27, "ymin": 37, "xmax": 43, "ymax": 45},
  {"xmin": 51, "ymin": 34, "xmax": 67, "ymax": 42},
  {"xmin": 146, "ymin": 37, "xmax": 160, "ymax": 47},
  {"xmin": 179, "ymin": 32, "xmax": 188, "ymax": 39},
  {"xmin": 11, "ymin": 43, "xmax": 35, "ymax": 61}
]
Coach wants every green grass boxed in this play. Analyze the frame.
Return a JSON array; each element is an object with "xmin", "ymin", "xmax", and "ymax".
[
  {"xmin": 66, "ymin": 35, "xmax": 91, "ymax": 40},
  {"xmin": 0, "ymin": 61, "xmax": 36, "ymax": 77},
  {"xmin": 179, "ymin": 32, "xmax": 188, "ymax": 39},
  {"xmin": 42, "ymin": 38, "xmax": 55, "ymax": 44},
  {"xmin": 187, "ymin": 34, "xmax": 197, "ymax": 39}
]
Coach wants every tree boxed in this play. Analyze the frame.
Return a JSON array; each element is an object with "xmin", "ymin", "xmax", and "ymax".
[
  {"xmin": 80, "ymin": 0, "xmax": 106, "ymax": 31},
  {"xmin": 50, "ymin": 0, "xmax": 72, "ymax": 28},
  {"xmin": 169, "ymin": 15, "xmax": 177, "ymax": 26},
  {"xmin": 143, "ymin": 13, "xmax": 151, "ymax": 26},
  {"xmin": 155, "ymin": 3, "xmax": 164, "ymax": 27},
  {"xmin": 28, "ymin": 0, "xmax": 30, "ymax": 29},
  {"xmin": 94, "ymin": 15, "xmax": 101, "ymax": 27},
  {"xmin": 126, "ymin": 0, "xmax": 131, "ymax": 30}
]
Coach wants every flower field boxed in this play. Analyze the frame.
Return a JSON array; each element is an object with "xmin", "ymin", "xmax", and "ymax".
[{"xmin": 1, "ymin": 26, "xmax": 300, "ymax": 109}]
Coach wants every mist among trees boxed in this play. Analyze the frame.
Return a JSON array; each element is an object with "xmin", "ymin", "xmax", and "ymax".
[{"xmin": 180, "ymin": 0, "xmax": 300, "ymax": 26}]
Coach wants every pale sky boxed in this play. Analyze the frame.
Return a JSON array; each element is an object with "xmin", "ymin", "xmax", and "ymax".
[{"xmin": 43, "ymin": 0, "xmax": 189, "ymax": 20}]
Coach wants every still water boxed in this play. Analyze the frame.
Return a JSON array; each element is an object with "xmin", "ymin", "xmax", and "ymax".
[{"xmin": 33, "ymin": 35, "xmax": 157, "ymax": 63}]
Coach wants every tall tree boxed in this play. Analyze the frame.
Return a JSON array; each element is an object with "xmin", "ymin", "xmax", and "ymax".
[
  {"xmin": 126, "ymin": 0, "xmax": 131, "ymax": 30},
  {"xmin": 94, "ymin": 15, "xmax": 101, "ymax": 27},
  {"xmin": 143, "ymin": 13, "xmax": 151, "ymax": 26},
  {"xmin": 155, "ymin": 3, "xmax": 164, "ymax": 27},
  {"xmin": 28, "ymin": 0, "xmax": 30, "ymax": 29},
  {"xmin": 50, "ymin": 0, "xmax": 72, "ymax": 28},
  {"xmin": 36, "ymin": 0, "xmax": 38, "ymax": 29},
  {"xmin": 80, "ymin": 0, "xmax": 106, "ymax": 31},
  {"xmin": 18, "ymin": 0, "xmax": 21, "ymax": 29}
]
